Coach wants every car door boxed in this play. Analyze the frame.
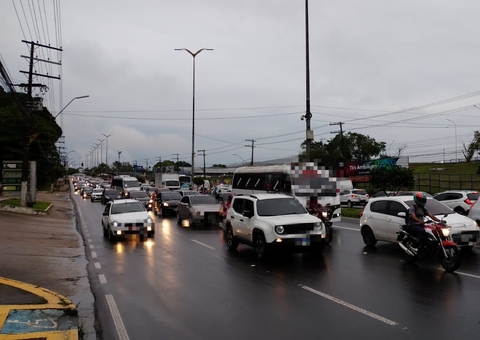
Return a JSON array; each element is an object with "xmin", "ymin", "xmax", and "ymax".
[
  {"xmin": 230, "ymin": 198, "xmax": 249, "ymax": 240},
  {"xmin": 178, "ymin": 196, "xmax": 189, "ymax": 219},
  {"xmin": 385, "ymin": 201, "xmax": 408, "ymax": 242},
  {"xmin": 365, "ymin": 200, "xmax": 388, "ymax": 240}
]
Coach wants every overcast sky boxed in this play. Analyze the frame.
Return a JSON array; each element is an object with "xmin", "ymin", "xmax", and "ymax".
[{"xmin": 2, "ymin": 0, "xmax": 480, "ymax": 170}]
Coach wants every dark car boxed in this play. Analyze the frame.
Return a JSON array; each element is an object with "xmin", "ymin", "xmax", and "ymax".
[
  {"xmin": 129, "ymin": 191, "xmax": 154, "ymax": 211},
  {"xmin": 155, "ymin": 191, "xmax": 183, "ymax": 217},
  {"xmin": 101, "ymin": 188, "xmax": 121, "ymax": 205},
  {"xmin": 81, "ymin": 186, "xmax": 94, "ymax": 199}
]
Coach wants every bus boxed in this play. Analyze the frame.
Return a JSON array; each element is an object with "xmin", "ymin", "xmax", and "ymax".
[{"xmin": 232, "ymin": 163, "xmax": 341, "ymax": 222}]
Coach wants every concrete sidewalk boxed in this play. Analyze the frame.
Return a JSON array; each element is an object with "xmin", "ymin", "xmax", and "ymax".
[{"xmin": 0, "ymin": 189, "xmax": 96, "ymax": 339}]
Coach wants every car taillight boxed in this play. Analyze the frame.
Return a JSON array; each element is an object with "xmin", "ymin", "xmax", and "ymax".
[
  {"xmin": 352, "ymin": 194, "xmax": 357, "ymax": 199},
  {"xmin": 465, "ymin": 198, "xmax": 473, "ymax": 205}
]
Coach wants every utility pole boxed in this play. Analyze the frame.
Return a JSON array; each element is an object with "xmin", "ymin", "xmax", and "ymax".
[
  {"xmin": 304, "ymin": 0, "xmax": 313, "ymax": 160},
  {"xmin": 18, "ymin": 40, "xmax": 62, "ymax": 206},
  {"xmin": 145, "ymin": 159, "xmax": 149, "ymax": 176},
  {"xmin": 157, "ymin": 156, "xmax": 162, "ymax": 174},
  {"xmin": 172, "ymin": 153, "xmax": 179, "ymax": 173},
  {"xmin": 245, "ymin": 139, "xmax": 256, "ymax": 166},
  {"xmin": 330, "ymin": 122, "xmax": 345, "ymax": 159},
  {"xmin": 198, "ymin": 150, "xmax": 206, "ymax": 179},
  {"xmin": 117, "ymin": 151, "xmax": 122, "ymax": 175}
]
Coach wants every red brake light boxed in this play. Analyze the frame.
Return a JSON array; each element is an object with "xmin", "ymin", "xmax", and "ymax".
[
  {"xmin": 351, "ymin": 194, "xmax": 357, "ymax": 199},
  {"xmin": 465, "ymin": 198, "xmax": 473, "ymax": 205}
]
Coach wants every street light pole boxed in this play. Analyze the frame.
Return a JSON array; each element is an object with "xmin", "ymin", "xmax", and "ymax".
[
  {"xmin": 65, "ymin": 150, "xmax": 76, "ymax": 176},
  {"xmin": 175, "ymin": 48, "xmax": 213, "ymax": 181},
  {"xmin": 102, "ymin": 134, "xmax": 112, "ymax": 166},
  {"xmin": 97, "ymin": 138, "xmax": 105, "ymax": 166},
  {"xmin": 233, "ymin": 154, "xmax": 247, "ymax": 166},
  {"xmin": 446, "ymin": 119, "xmax": 457, "ymax": 162},
  {"xmin": 54, "ymin": 95, "xmax": 89, "ymax": 119}
]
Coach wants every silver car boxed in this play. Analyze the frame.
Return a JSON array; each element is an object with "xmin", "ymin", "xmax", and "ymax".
[
  {"xmin": 340, "ymin": 189, "xmax": 370, "ymax": 208},
  {"xmin": 177, "ymin": 194, "xmax": 222, "ymax": 227}
]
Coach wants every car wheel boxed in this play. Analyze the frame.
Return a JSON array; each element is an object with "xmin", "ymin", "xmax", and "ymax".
[
  {"xmin": 454, "ymin": 207, "xmax": 466, "ymax": 215},
  {"xmin": 347, "ymin": 200, "xmax": 353, "ymax": 208},
  {"xmin": 226, "ymin": 226, "xmax": 238, "ymax": 250},
  {"xmin": 140, "ymin": 233, "xmax": 146, "ymax": 242},
  {"xmin": 325, "ymin": 224, "xmax": 333, "ymax": 245},
  {"xmin": 147, "ymin": 232, "xmax": 154, "ymax": 238},
  {"xmin": 103, "ymin": 224, "xmax": 108, "ymax": 238},
  {"xmin": 254, "ymin": 233, "xmax": 268, "ymax": 259},
  {"xmin": 361, "ymin": 226, "xmax": 377, "ymax": 246},
  {"xmin": 177, "ymin": 211, "xmax": 183, "ymax": 225},
  {"xmin": 108, "ymin": 227, "xmax": 117, "ymax": 243},
  {"xmin": 161, "ymin": 209, "xmax": 165, "ymax": 217}
]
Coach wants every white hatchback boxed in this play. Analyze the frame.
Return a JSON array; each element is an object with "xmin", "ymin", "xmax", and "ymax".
[{"xmin": 360, "ymin": 196, "xmax": 480, "ymax": 250}]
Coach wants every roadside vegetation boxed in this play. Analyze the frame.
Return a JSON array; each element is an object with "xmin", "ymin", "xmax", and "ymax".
[
  {"xmin": 341, "ymin": 207, "xmax": 362, "ymax": 219},
  {"xmin": 0, "ymin": 198, "xmax": 51, "ymax": 211}
]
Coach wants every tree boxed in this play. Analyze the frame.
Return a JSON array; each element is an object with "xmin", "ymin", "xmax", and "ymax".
[
  {"xmin": 369, "ymin": 166, "xmax": 415, "ymax": 194},
  {"xmin": 326, "ymin": 132, "xmax": 385, "ymax": 162},
  {"xmin": 212, "ymin": 164, "xmax": 226, "ymax": 168}
]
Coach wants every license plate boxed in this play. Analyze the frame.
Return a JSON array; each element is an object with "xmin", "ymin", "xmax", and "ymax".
[
  {"xmin": 129, "ymin": 226, "xmax": 140, "ymax": 231},
  {"xmin": 295, "ymin": 237, "xmax": 310, "ymax": 246}
]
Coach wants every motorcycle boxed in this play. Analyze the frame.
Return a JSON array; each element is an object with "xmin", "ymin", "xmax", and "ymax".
[
  {"xmin": 307, "ymin": 205, "xmax": 333, "ymax": 245},
  {"xmin": 396, "ymin": 218, "xmax": 461, "ymax": 272}
]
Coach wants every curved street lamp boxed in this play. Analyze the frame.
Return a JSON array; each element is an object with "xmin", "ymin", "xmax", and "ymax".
[
  {"xmin": 446, "ymin": 119, "xmax": 457, "ymax": 162},
  {"xmin": 232, "ymin": 153, "xmax": 247, "ymax": 165},
  {"xmin": 174, "ymin": 48, "xmax": 214, "ymax": 180},
  {"xmin": 102, "ymin": 134, "xmax": 112, "ymax": 166},
  {"xmin": 54, "ymin": 95, "xmax": 89, "ymax": 119}
]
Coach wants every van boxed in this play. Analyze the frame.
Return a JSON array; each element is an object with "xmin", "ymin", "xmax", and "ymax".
[
  {"xmin": 111, "ymin": 176, "xmax": 141, "ymax": 197},
  {"xmin": 336, "ymin": 178, "xmax": 353, "ymax": 192}
]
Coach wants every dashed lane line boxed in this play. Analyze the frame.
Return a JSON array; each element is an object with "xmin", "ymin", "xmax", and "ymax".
[
  {"xmin": 95, "ymin": 262, "xmax": 101, "ymax": 269},
  {"xmin": 91, "ymin": 251, "xmax": 97, "ymax": 258},
  {"xmin": 191, "ymin": 239, "xmax": 215, "ymax": 250},
  {"xmin": 99, "ymin": 274, "xmax": 107, "ymax": 284}
]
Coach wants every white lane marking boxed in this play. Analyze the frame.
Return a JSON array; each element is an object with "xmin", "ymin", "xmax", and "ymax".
[
  {"xmin": 301, "ymin": 285, "xmax": 399, "ymax": 326},
  {"xmin": 89, "ymin": 244, "xmax": 95, "ymax": 249},
  {"xmin": 99, "ymin": 274, "xmax": 107, "ymax": 284},
  {"xmin": 106, "ymin": 294, "xmax": 130, "ymax": 340},
  {"xmin": 455, "ymin": 271, "xmax": 480, "ymax": 279},
  {"xmin": 91, "ymin": 251, "xmax": 97, "ymax": 258},
  {"xmin": 191, "ymin": 239, "xmax": 215, "ymax": 250},
  {"xmin": 87, "ymin": 239, "xmax": 92, "ymax": 243},
  {"xmin": 94, "ymin": 262, "xmax": 101, "ymax": 269},
  {"xmin": 334, "ymin": 226, "xmax": 360, "ymax": 232}
]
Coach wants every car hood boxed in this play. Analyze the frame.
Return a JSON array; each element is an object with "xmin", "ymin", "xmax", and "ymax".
[
  {"xmin": 133, "ymin": 197, "xmax": 150, "ymax": 202},
  {"xmin": 438, "ymin": 213, "xmax": 479, "ymax": 231},
  {"xmin": 258, "ymin": 213, "xmax": 321, "ymax": 225},
  {"xmin": 111, "ymin": 211, "xmax": 150, "ymax": 223}
]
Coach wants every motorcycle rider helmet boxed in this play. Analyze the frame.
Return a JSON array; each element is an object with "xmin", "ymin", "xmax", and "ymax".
[{"xmin": 413, "ymin": 192, "xmax": 427, "ymax": 207}]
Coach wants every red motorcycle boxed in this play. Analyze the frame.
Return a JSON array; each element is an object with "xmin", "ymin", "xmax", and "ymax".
[{"xmin": 397, "ymin": 218, "xmax": 461, "ymax": 272}]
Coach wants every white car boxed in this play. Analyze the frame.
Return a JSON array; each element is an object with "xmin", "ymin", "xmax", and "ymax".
[
  {"xmin": 224, "ymin": 193, "xmax": 326, "ymax": 259},
  {"xmin": 177, "ymin": 194, "xmax": 222, "ymax": 227},
  {"xmin": 90, "ymin": 188, "xmax": 104, "ymax": 202},
  {"xmin": 433, "ymin": 190, "xmax": 479, "ymax": 215},
  {"xmin": 340, "ymin": 189, "xmax": 370, "ymax": 207},
  {"xmin": 360, "ymin": 196, "xmax": 480, "ymax": 250},
  {"xmin": 101, "ymin": 199, "xmax": 154, "ymax": 242}
]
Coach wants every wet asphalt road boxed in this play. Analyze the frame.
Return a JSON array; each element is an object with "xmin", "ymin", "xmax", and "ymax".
[{"xmin": 73, "ymin": 192, "xmax": 480, "ymax": 340}]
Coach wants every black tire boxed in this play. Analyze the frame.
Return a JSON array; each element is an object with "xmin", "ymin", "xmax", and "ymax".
[
  {"xmin": 347, "ymin": 200, "xmax": 353, "ymax": 208},
  {"xmin": 440, "ymin": 245, "xmax": 461, "ymax": 272},
  {"xmin": 91, "ymin": 198, "xmax": 94, "ymax": 202},
  {"xmin": 108, "ymin": 227, "xmax": 117, "ymax": 243},
  {"xmin": 361, "ymin": 226, "xmax": 377, "ymax": 246},
  {"xmin": 226, "ymin": 226, "xmax": 238, "ymax": 250},
  {"xmin": 177, "ymin": 211, "xmax": 183, "ymax": 225},
  {"xmin": 140, "ymin": 233, "xmax": 146, "ymax": 242},
  {"xmin": 147, "ymin": 232, "xmax": 154, "ymax": 238},
  {"xmin": 325, "ymin": 225, "xmax": 333, "ymax": 245},
  {"xmin": 161, "ymin": 209, "xmax": 165, "ymax": 217},
  {"xmin": 462, "ymin": 246, "xmax": 474, "ymax": 252},
  {"xmin": 254, "ymin": 233, "xmax": 268, "ymax": 259},
  {"xmin": 103, "ymin": 224, "xmax": 108, "ymax": 238}
]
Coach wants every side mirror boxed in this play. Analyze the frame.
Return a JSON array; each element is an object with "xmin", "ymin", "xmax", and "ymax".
[{"xmin": 398, "ymin": 212, "xmax": 406, "ymax": 217}]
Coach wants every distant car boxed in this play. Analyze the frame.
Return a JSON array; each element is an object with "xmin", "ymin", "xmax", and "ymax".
[
  {"xmin": 101, "ymin": 188, "xmax": 121, "ymax": 205},
  {"xmin": 175, "ymin": 190, "xmax": 200, "ymax": 197},
  {"xmin": 101, "ymin": 199, "xmax": 154, "ymax": 242},
  {"xmin": 371, "ymin": 191, "xmax": 396, "ymax": 198},
  {"xmin": 141, "ymin": 184, "xmax": 155, "ymax": 192},
  {"xmin": 155, "ymin": 191, "xmax": 183, "ymax": 217},
  {"xmin": 433, "ymin": 190, "xmax": 479, "ymax": 215},
  {"xmin": 177, "ymin": 194, "xmax": 223, "ymax": 227},
  {"xmin": 340, "ymin": 189, "xmax": 369, "ymax": 208},
  {"xmin": 90, "ymin": 188, "xmax": 104, "ymax": 202},
  {"xmin": 395, "ymin": 191, "xmax": 433, "ymax": 198},
  {"xmin": 129, "ymin": 191, "xmax": 154, "ymax": 211},
  {"xmin": 360, "ymin": 196, "xmax": 480, "ymax": 250},
  {"xmin": 81, "ymin": 186, "xmax": 94, "ymax": 199},
  {"xmin": 467, "ymin": 200, "xmax": 480, "ymax": 228}
]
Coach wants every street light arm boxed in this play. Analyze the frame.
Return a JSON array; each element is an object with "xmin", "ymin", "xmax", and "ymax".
[{"xmin": 54, "ymin": 95, "xmax": 89, "ymax": 119}]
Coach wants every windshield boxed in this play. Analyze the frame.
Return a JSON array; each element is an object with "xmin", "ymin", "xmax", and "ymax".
[
  {"xmin": 257, "ymin": 198, "xmax": 307, "ymax": 216},
  {"xmin": 353, "ymin": 189, "xmax": 368, "ymax": 195},
  {"xmin": 161, "ymin": 192, "xmax": 182, "ymax": 200},
  {"xmin": 190, "ymin": 196, "xmax": 217, "ymax": 205},
  {"xmin": 83, "ymin": 187, "xmax": 93, "ymax": 192},
  {"xmin": 111, "ymin": 202, "xmax": 145, "ymax": 214},
  {"xmin": 405, "ymin": 199, "xmax": 454, "ymax": 215},
  {"xmin": 93, "ymin": 189, "xmax": 103, "ymax": 193},
  {"xmin": 124, "ymin": 179, "xmax": 140, "ymax": 188},
  {"xmin": 165, "ymin": 180, "xmax": 180, "ymax": 186},
  {"xmin": 129, "ymin": 191, "xmax": 149, "ymax": 198}
]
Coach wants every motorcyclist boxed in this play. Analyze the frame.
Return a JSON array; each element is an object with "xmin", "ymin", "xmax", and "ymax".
[{"xmin": 407, "ymin": 192, "xmax": 441, "ymax": 251}]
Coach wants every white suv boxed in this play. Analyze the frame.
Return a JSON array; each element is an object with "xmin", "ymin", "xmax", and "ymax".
[
  {"xmin": 340, "ymin": 189, "xmax": 369, "ymax": 207},
  {"xmin": 223, "ymin": 193, "xmax": 326, "ymax": 259},
  {"xmin": 360, "ymin": 196, "xmax": 480, "ymax": 250},
  {"xmin": 433, "ymin": 190, "xmax": 479, "ymax": 215}
]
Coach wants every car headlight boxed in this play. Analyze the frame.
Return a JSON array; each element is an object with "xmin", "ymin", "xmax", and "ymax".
[
  {"xmin": 163, "ymin": 202, "xmax": 169, "ymax": 207},
  {"xmin": 113, "ymin": 221, "xmax": 118, "ymax": 227},
  {"xmin": 275, "ymin": 225, "xmax": 285, "ymax": 234},
  {"xmin": 314, "ymin": 222, "xmax": 322, "ymax": 231},
  {"xmin": 441, "ymin": 227, "xmax": 450, "ymax": 237},
  {"xmin": 147, "ymin": 217, "xmax": 153, "ymax": 224},
  {"xmin": 149, "ymin": 199, "xmax": 153, "ymax": 203},
  {"xmin": 322, "ymin": 211, "xmax": 328, "ymax": 218}
]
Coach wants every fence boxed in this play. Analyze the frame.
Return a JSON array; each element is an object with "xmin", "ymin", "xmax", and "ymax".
[{"xmin": 355, "ymin": 173, "xmax": 480, "ymax": 195}]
